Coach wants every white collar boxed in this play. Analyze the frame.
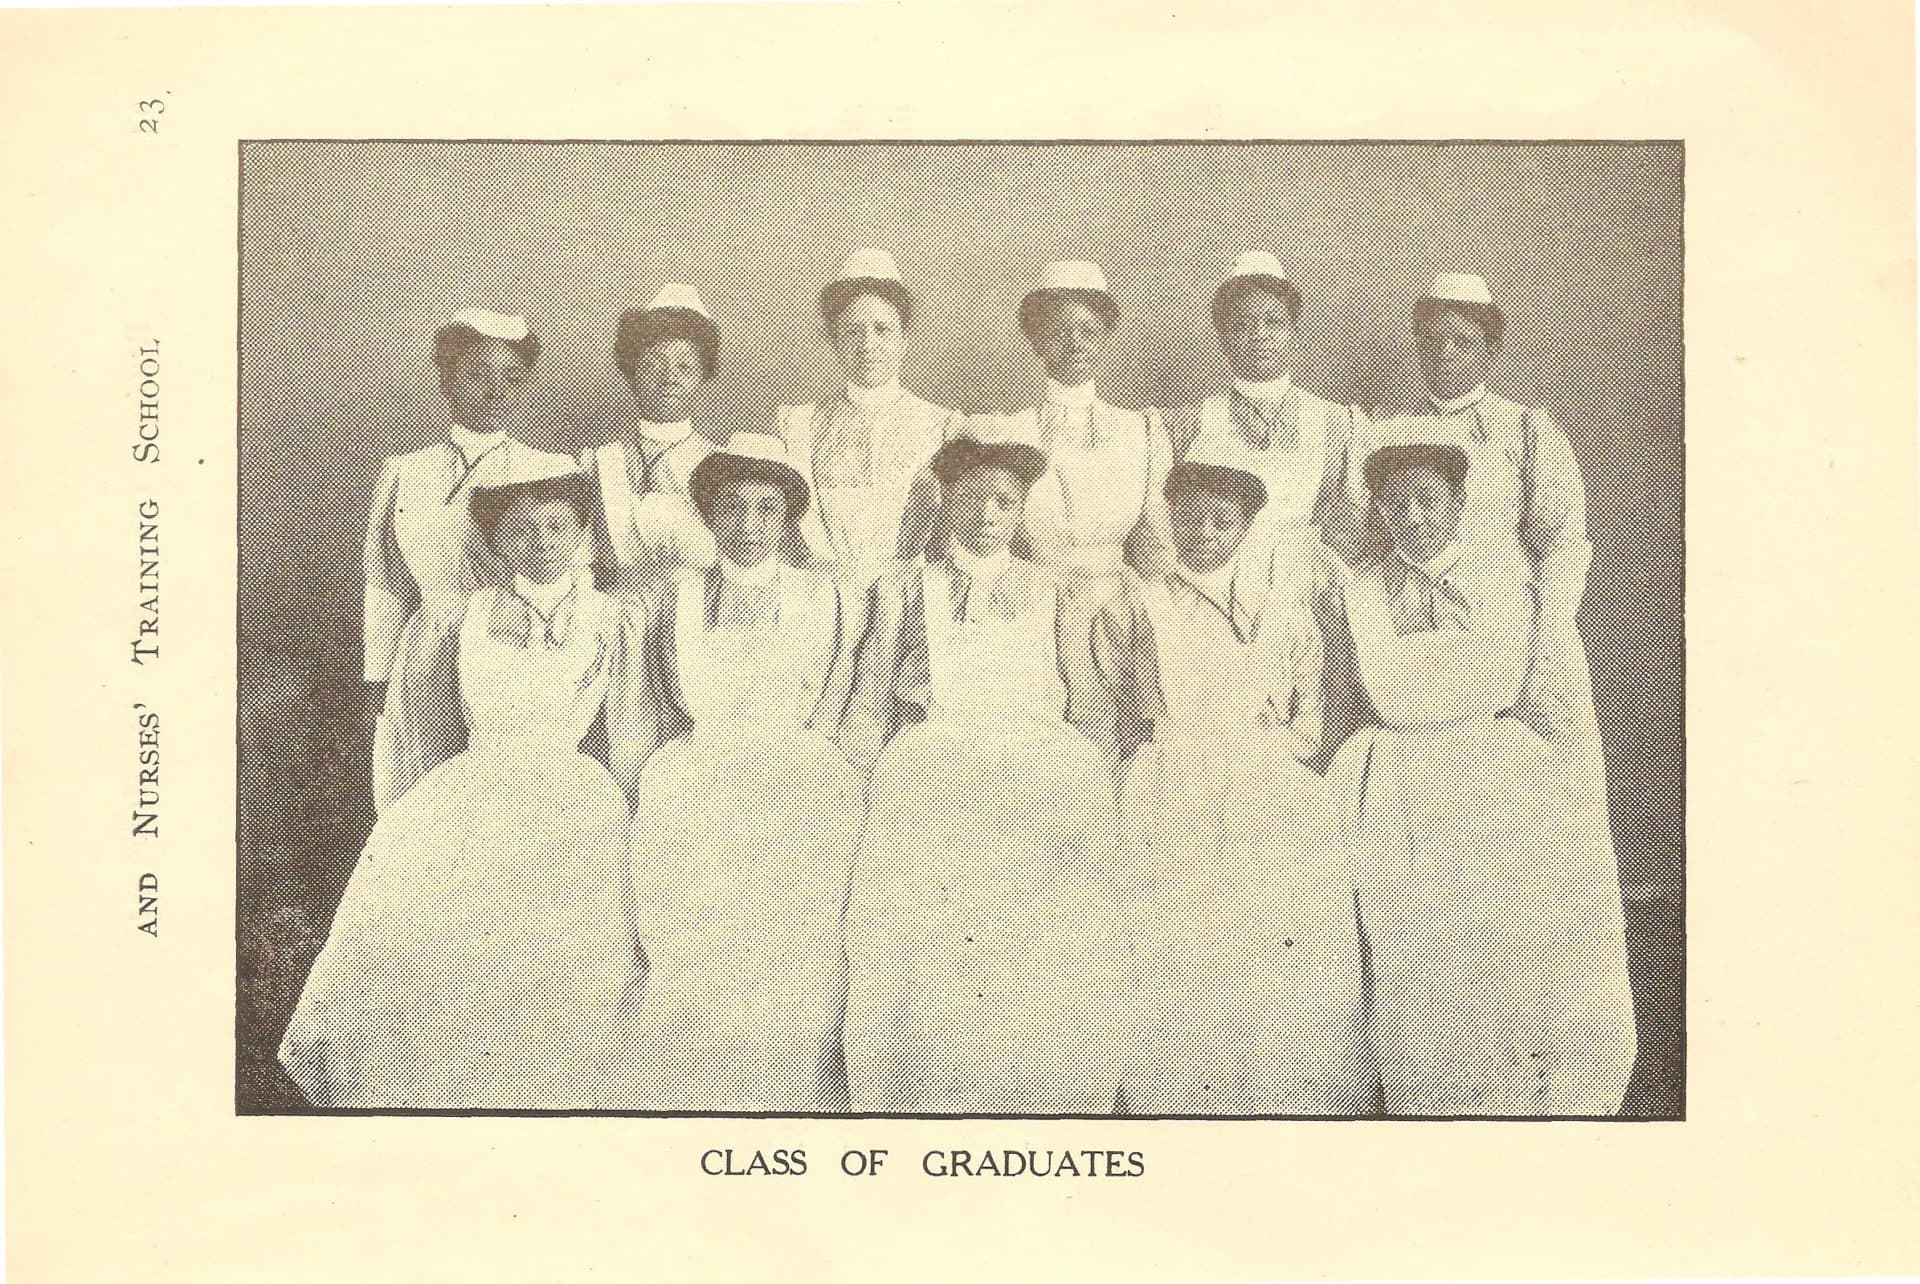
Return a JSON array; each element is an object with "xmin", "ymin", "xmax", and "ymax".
[
  {"xmin": 947, "ymin": 542, "xmax": 1012, "ymax": 585},
  {"xmin": 639, "ymin": 418, "xmax": 694, "ymax": 446},
  {"xmin": 450, "ymin": 424, "xmax": 508, "ymax": 461},
  {"xmin": 1397, "ymin": 541, "xmax": 1463, "ymax": 579},
  {"xmin": 1044, "ymin": 378, "xmax": 1098, "ymax": 411},
  {"xmin": 1429, "ymin": 385, "xmax": 1488, "ymax": 415},
  {"xmin": 1232, "ymin": 373, "xmax": 1293, "ymax": 404},
  {"xmin": 513, "ymin": 570, "xmax": 578, "ymax": 617},
  {"xmin": 845, "ymin": 379, "xmax": 904, "ymax": 413},
  {"xmin": 1175, "ymin": 556, "xmax": 1240, "ymax": 610},
  {"xmin": 718, "ymin": 553, "xmax": 781, "ymax": 589}
]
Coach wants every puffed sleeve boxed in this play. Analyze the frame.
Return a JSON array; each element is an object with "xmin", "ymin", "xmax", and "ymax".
[
  {"xmin": 1519, "ymin": 409, "xmax": 1594, "ymax": 625},
  {"xmin": 1316, "ymin": 403, "xmax": 1375, "ymax": 567},
  {"xmin": 601, "ymin": 593, "xmax": 664, "ymax": 802},
  {"xmin": 1122, "ymin": 409, "xmax": 1177, "ymax": 579},
  {"xmin": 836, "ymin": 572, "xmax": 913, "ymax": 772},
  {"xmin": 362, "ymin": 458, "xmax": 418, "ymax": 683},
  {"xmin": 370, "ymin": 597, "xmax": 467, "ymax": 812},
  {"xmin": 1344, "ymin": 559, "xmax": 1533, "ymax": 729}
]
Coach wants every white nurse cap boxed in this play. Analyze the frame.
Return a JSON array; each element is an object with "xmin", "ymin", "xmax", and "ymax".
[
  {"xmin": 1426, "ymin": 273, "xmax": 1495, "ymax": 306},
  {"xmin": 1185, "ymin": 426, "xmax": 1267, "ymax": 476},
  {"xmin": 446, "ymin": 308, "xmax": 530, "ymax": 342},
  {"xmin": 712, "ymin": 430, "xmax": 794, "ymax": 467},
  {"xmin": 1224, "ymin": 251, "xmax": 1288, "ymax": 284},
  {"xmin": 1035, "ymin": 260, "xmax": 1111, "ymax": 294},
  {"xmin": 643, "ymin": 283, "xmax": 712, "ymax": 318},
  {"xmin": 835, "ymin": 248, "xmax": 904, "ymax": 284}
]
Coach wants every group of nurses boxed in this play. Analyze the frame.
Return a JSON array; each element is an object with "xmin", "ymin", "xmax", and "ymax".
[{"xmin": 290, "ymin": 249, "xmax": 1634, "ymax": 1116}]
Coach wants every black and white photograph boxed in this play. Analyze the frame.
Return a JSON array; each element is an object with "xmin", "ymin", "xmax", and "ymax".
[{"xmin": 236, "ymin": 140, "xmax": 1684, "ymax": 1119}]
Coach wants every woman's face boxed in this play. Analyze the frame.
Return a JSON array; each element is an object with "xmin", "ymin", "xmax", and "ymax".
[
  {"xmin": 830, "ymin": 293, "xmax": 905, "ymax": 390},
  {"xmin": 943, "ymin": 466, "xmax": 1025, "ymax": 558},
  {"xmin": 1373, "ymin": 466, "xmax": 1464, "ymax": 565},
  {"xmin": 441, "ymin": 338, "xmax": 532, "ymax": 434},
  {"xmin": 624, "ymin": 337, "xmax": 705, "ymax": 423},
  {"xmin": 1218, "ymin": 288, "xmax": 1295, "ymax": 382},
  {"xmin": 1169, "ymin": 488, "xmax": 1252, "ymax": 575},
  {"xmin": 1414, "ymin": 307, "xmax": 1498, "ymax": 401},
  {"xmin": 493, "ymin": 498, "xmax": 585, "ymax": 584},
  {"xmin": 1028, "ymin": 297, "xmax": 1110, "ymax": 387},
  {"xmin": 707, "ymin": 479, "xmax": 790, "ymax": 569}
]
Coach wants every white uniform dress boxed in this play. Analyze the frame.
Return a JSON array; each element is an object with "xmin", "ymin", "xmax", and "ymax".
[
  {"xmin": 840, "ymin": 553, "xmax": 1128, "ymax": 1114},
  {"xmin": 1166, "ymin": 378, "xmax": 1370, "ymax": 567},
  {"xmin": 280, "ymin": 578, "xmax": 653, "ymax": 1109},
  {"xmin": 621, "ymin": 560, "xmax": 863, "ymax": 1112},
  {"xmin": 583, "ymin": 421, "xmax": 718, "ymax": 598},
  {"xmin": 362, "ymin": 427, "xmax": 578, "ymax": 682},
  {"xmin": 1324, "ymin": 545, "xmax": 1637, "ymax": 1116},
  {"xmin": 1097, "ymin": 536, "xmax": 1370, "ymax": 1115}
]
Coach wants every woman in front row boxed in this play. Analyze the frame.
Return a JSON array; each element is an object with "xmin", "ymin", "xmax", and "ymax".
[
  {"xmin": 1094, "ymin": 434, "xmax": 1371, "ymax": 1116},
  {"xmin": 283, "ymin": 462, "xmax": 654, "ymax": 1109},
  {"xmin": 621, "ymin": 431, "xmax": 864, "ymax": 1113},
  {"xmin": 1328, "ymin": 442, "xmax": 1637, "ymax": 1116},
  {"xmin": 837, "ymin": 429, "xmax": 1129, "ymax": 1115}
]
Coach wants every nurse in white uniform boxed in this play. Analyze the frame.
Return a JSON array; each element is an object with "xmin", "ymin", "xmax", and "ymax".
[
  {"xmin": 838, "ymin": 428, "xmax": 1127, "ymax": 1115},
  {"xmin": 1094, "ymin": 434, "xmax": 1369, "ymax": 1116},
  {"xmin": 621, "ymin": 431, "xmax": 864, "ymax": 1112},
  {"xmin": 1163, "ymin": 252, "xmax": 1370, "ymax": 566},
  {"xmin": 776, "ymin": 249, "xmax": 965, "ymax": 722},
  {"xmin": 285, "ymin": 460, "xmax": 655, "ymax": 1109},
  {"xmin": 1372, "ymin": 272, "xmax": 1610, "ymax": 815},
  {"xmin": 582, "ymin": 284, "xmax": 723, "ymax": 597},
  {"xmin": 1325, "ymin": 441, "xmax": 1636, "ymax": 1116},
  {"xmin": 362, "ymin": 308, "xmax": 578, "ymax": 686}
]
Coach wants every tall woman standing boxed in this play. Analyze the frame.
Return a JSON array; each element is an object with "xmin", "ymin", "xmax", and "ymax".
[
  {"xmin": 362, "ymin": 308, "xmax": 577, "ymax": 687},
  {"xmin": 582, "ymin": 284, "xmax": 723, "ymax": 597}
]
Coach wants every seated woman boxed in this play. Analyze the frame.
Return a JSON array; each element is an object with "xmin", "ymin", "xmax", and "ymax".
[
  {"xmin": 1094, "ymin": 435, "xmax": 1370, "ymax": 1116},
  {"xmin": 1325, "ymin": 441, "xmax": 1637, "ymax": 1117},
  {"xmin": 837, "ymin": 428, "xmax": 1127, "ymax": 1115},
  {"xmin": 281, "ymin": 462, "xmax": 654, "ymax": 1110},
  {"xmin": 620, "ymin": 431, "xmax": 864, "ymax": 1112}
]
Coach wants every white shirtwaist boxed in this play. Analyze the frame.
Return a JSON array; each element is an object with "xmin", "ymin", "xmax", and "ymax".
[
  {"xmin": 282, "ymin": 578, "xmax": 651, "ymax": 1109},
  {"xmin": 1324, "ymin": 545, "xmax": 1637, "ymax": 1116},
  {"xmin": 582, "ymin": 420, "xmax": 718, "ymax": 597},
  {"xmin": 361, "ymin": 426, "xmax": 578, "ymax": 682},
  {"xmin": 1098, "ymin": 540, "xmax": 1370, "ymax": 1114},
  {"xmin": 620, "ymin": 560, "xmax": 862, "ymax": 1112},
  {"xmin": 841, "ymin": 557, "xmax": 1128, "ymax": 1114}
]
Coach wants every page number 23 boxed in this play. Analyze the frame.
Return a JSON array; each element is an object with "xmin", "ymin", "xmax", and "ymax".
[{"xmin": 139, "ymin": 94, "xmax": 169, "ymax": 134}]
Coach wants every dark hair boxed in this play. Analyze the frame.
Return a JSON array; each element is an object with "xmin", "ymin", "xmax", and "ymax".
[
  {"xmin": 614, "ymin": 308, "xmax": 720, "ymax": 381},
  {"xmin": 1362, "ymin": 442, "xmax": 1471, "ymax": 496},
  {"xmin": 820, "ymin": 278, "xmax": 913, "ymax": 331},
  {"xmin": 929, "ymin": 438, "xmax": 1049, "ymax": 490},
  {"xmin": 687, "ymin": 454, "xmax": 811, "ymax": 524},
  {"xmin": 1413, "ymin": 297, "xmax": 1506, "ymax": 347},
  {"xmin": 1211, "ymin": 275, "xmax": 1302, "ymax": 332},
  {"xmin": 433, "ymin": 324, "xmax": 541, "ymax": 386},
  {"xmin": 1018, "ymin": 288, "xmax": 1119, "ymax": 346},
  {"xmin": 1164, "ymin": 460, "xmax": 1268, "ymax": 518},
  {"xmin": 468, "ymin": 473, "xmax": 595, "ymax": 546}
]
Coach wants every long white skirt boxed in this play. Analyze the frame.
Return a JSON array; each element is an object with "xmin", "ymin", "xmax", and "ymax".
[
  {"xmin": 279, "ymin": 746, "xmax": 646, "ymax": 1109},
  {"xmin": 620, "ymin": 727, "xmax": 863, "ymax": 1112},
  {"xmin": 1119, "ymin": 733, "xmax": 1371, "ymax": 1115},
  {"xmin": 842, "ymin": 719, "xmax": 1128, "ymax": 1114},
  {"xmin": 1327, "ymin": 717, "xmax": 1638, "ymax": 1116}
]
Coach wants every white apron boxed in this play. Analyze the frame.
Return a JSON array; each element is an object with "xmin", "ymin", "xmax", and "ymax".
[
  {"xmin": 1119, "ymin": 579, "xmax": 1370, "ymax": 1115},
  {"xmin": 842, "ymin": 567, "xmax": 1128, "ymax": 1114},
  {"xmin": 621, "ymin": 567, "xmax": 862, "ymax": 1111},
  {"xmin": 281, "ymin": 588, "xmax": 646, "ymax": 1109},
  {"xmin": 589, "ymin": 438, "xmax": 717, "ymax": 597},
  {"xmin": 1195, "ymin": 393, "xmax": 1338, "ymax": 566}
]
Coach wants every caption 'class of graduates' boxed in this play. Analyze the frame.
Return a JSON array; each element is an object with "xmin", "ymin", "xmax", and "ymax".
[{"xmin": 278, "ymin": 248, "xmax": 1640, "ymax": 1118}]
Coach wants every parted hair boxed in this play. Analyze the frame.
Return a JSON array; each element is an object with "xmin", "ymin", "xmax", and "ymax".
[
  {"xmin": 614, "ymin": 308, "xmax": 720, "ymax": 380},
  {"xmin": 1018, "ymin": 288, "xmax": 1119, "ymax": 345},
  {"xmin": 1413, "ymin": 296, "xmax": 1506, "ymax": 346},
  {"xmin": 468, "ymin": 473, "xmax": 596, "ymax": 545},
  {"xmin": 1362, "ymin": 442, "xmax": 1471, "ymax": 496},
  {"xmin": 432, "ymin": 324, "xmax": 541, "ymax": 384},
  {"xmin": 1211, "ymin": 275, "xmax": 1303, "ymax": 331},
  {"xmin": 820, "ymin": 277, "xmax": 914, "ymax": 330}
]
